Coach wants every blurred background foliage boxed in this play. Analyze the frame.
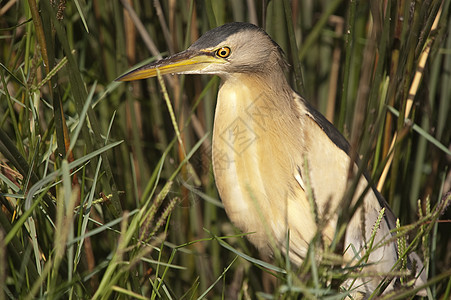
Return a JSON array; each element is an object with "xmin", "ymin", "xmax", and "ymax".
[{"xmin": 0, "ymin": 0, "xmax": 450, "ymax": 299}]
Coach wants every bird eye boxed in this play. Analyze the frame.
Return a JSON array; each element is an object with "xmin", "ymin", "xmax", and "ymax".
[{"xmin": 216, "ymin": 47, "xmax": 231, "ymax": 58}]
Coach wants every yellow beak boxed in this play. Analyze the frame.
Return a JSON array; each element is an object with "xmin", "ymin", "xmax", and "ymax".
[{"xmin": 115, "ymin": 50, "xmax": 224, "ymax": 81}]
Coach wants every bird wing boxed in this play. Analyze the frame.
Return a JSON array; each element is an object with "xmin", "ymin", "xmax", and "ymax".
[
  {"xmin": 290, "ymin": 92, "xmax": 427, "ymax": 294},
  {"xmin": 296, "ymin": 93, "xmax": 398, "ymax": 231}
]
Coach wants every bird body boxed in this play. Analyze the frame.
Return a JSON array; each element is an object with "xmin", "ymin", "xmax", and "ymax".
[
  {"xmin": 213, "ymin": 74, "xmax": 312, "ymax": 259},
  {"xmin": 117, "ymin": 22, "xmax": 426, "ymax": 296},
  {"xmin": 212, "ymin": 70, "xmax": 398, "ymax": 293}
]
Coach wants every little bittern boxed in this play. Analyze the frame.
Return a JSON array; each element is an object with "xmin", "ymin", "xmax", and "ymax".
[{"xmin": 117, "ymin": 22, "xmax": 426, "ymax": 296}]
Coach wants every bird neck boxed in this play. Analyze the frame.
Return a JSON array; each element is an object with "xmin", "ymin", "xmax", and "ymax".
[
  {"xmin": 215, "ymin": 71, "xmax": 297, "ymax": 146},
  {"xmin": 220, "ymin": 70, "xmax": 293, "ymax": 102}
]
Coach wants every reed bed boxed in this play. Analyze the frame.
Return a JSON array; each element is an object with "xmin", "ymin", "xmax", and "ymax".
[{"xmin": 0, "ymin": 0, "xmax": 450, "ymax": 299}]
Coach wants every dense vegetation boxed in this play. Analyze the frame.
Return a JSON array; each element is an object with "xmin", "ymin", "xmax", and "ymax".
[{"xmin": 0, "ymin": 0, "xmax": 450, "ymax": 299}]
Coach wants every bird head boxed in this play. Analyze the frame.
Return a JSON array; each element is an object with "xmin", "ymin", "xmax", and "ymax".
[{"xmin": 116, "ymin": 22, "xmax": 287, "ymax": 81}]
